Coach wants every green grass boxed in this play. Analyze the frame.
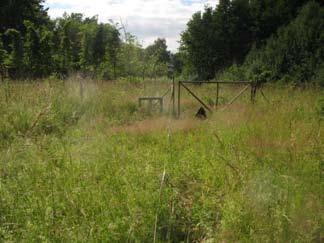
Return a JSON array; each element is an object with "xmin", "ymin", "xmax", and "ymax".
[{"xmin": 0, "ymin": 78, "xmax": 323, "ymax": 242}]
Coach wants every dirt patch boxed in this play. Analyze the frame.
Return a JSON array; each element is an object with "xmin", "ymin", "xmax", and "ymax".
[
  {"xmin": 109, "ymin": 117, "xmax": 201, "ymax": 135},
  {"xmin": 102, "ymin": 103, "xmax": 255, "ymax": 136}
]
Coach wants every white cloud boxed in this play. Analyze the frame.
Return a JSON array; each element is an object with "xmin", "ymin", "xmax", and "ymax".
[{"xmin": 45, "ymin": 0, "xmax": 218, "ymax": 51}]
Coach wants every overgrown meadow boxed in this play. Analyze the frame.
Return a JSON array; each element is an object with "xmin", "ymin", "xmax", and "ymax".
[{"xmin": 0, "ymin": 78, "xmax": 323, "ymax": 242}]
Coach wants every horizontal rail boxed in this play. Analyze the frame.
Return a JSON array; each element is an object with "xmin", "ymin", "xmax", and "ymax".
[
  {"xmin": 180, "ymin": 81, "xmax": 253, "ymax": 84},
  {"xmin": 139, "ymin": 97, "xmax": 163, "ymax": 100}
]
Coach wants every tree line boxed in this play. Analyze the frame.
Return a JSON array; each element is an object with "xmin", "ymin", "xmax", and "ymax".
[
  {"xmin": 180, "ymin": 0, "xmax": 323, "ymax": 84},
  {"xmin": 0, "ymin": 0, "xmax": 323, "ymax": 84},
  {"xmin": 0, "ymin": 0, "xmax": 172, "ymax": 80}
]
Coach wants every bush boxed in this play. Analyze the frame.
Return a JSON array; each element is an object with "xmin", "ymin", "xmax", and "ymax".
[{"xmin": 239, "ymin": 2, "xmax": 324, "ymax": 84}]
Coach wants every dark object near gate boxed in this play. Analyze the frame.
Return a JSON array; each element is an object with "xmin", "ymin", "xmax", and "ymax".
[{"xmin": 196, "ymin": 107, "xmax": 207, "ymax": 119}]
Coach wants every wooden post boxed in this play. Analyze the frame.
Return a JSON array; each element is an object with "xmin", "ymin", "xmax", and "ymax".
[
  {"xmin": 160, "ymin": 98, "xmax": 163, "ymax": 114},
  {"xmin": 216, "ymin": 82, "xmax": 219, "ymax": 109},
  {"xmin": 80, "ymin": 79, "xmax": 84, "ymax": 101},
  {"xmin": 0, "ymin": 68, "xmax": 3, "ymax": 83},
  {"xmin": 178, "ymin": 81, "xmax": 181, "ymax": 118},
  {"xmin": 251, "ymin": 82, "xmax": 257, "ymax": 103},
  {"xmin": 172, "ymin": 76, "xmax": 175, "ymax": 117},
  {"xmin": 250, "ymin": 83, "xmax": 254, "ymax": 103}
]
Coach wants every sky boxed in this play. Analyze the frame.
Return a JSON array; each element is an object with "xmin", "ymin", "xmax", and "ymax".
[{"xmin": 44, "ymin": 0, "xmax": 219, "ymax": 51}]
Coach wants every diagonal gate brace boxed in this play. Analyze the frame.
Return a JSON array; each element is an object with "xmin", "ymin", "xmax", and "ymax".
[
  {"xmin": 180, "ymin": 82, "xmax": 212, "ymax": 113},
  {"xmin": 221, "ymin": 85, "xmax": 250, "ymax": 111}
]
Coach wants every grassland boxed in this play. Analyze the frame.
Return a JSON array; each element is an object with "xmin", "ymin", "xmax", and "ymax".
[{"xmin": 0, "ymin": 78, "xmax": 323, "ymax": 242}]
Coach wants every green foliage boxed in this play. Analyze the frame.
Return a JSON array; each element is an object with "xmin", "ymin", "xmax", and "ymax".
[
  {"xmin": 59, "ymin": 23, "xmax": 73, "ymax": 74},
  {"xmin": 24, "ymin": 21, "xmax": 42, "ymax": 78},
  {"xmin": 244, "ymin": 1, "xmax": 324, "ymax": 84},
  {"xmin": 0, "ymin": 2, "xmax": 173, "ymax": 80},
  {"xmin": 180, "ymin": 0, "xmax": 323, "ymax": 83},
  {"xmin": 117, "ymin": 35, "xmax": 145, "ymax": 78},
  {"xmin": 93, "ymin": 24, "xmax": 106, "ymax": 69},
  {"xmin": 216, "ymin": 64, "xmax": 248, "ymax": 81},
  {"xmin": 143, "ymin": 38, "xmax": 170, "ymax": 79},
  {"xmin": 80, "ymin": 31, "xmax": 93, "ymax": 72},
  {"xmin": 314, "ymin": 62, "xmax": 324, "ymax": 87},
  {"xmin": 106, "ymin": 28, "xmax": 120, "ymax": 79},
  {"xmin": 181, "ymin": 9, "xmax": 216, "ymax": 80},
  {"xmin": 249, "ymin": 0, "xmax": 309, "ymax": 46},
  {"xmin": 180, "ymin": 0, "xmax": 257, "ymax": 80},
  {"xmin": 4, "ymin": 21, "xmax": 54, "ymax": 78},
  {"xmin": 4, "ymin": 29, "xmax": 24, "ymax": 79},
  {"xmin": 145, "ymin": 38, "xmax": 170, "ymax": 64},
  {"xmin": 56, "ymin": 13, "xmax": 87, "ymax": 71},
  {"xmin": 0, "ymin": 36, "xmax": 7, "ymax": 78},
  {"xmin": 0, "ymin": 0, "xmax": 50, "ymax": 34},
  {"xmin": 39, "ymin": 30, "xmax": 54, "ymax": 77},
  {"xmin": 1, "ymin": 0, "xmax": 322, "ymax": 82},
  {"xmin": 180, "ymin": 0, "xmax": 253, "ymax": 80},
  {"xmin": 0, "ymin": 36, "xmax": 6, "ymax": 63}
]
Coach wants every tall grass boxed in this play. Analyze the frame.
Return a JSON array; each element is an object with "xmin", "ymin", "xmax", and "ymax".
[{"xmin": 0, "ymin": 78, "xmax": 322, "ymax": 242}]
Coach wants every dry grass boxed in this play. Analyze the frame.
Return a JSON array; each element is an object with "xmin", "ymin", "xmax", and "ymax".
[
  {"xmin": 109, "ymin": 117, "xmax": 201, "ymax": 134},
  {"xmin": 0, "ymin": 79, "xmax": 322, "ymax": 242}
]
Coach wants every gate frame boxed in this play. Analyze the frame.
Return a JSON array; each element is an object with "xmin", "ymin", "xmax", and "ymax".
[{"xmin": 177, "ymin": 80, "xmax": 260, "ymax": 118}]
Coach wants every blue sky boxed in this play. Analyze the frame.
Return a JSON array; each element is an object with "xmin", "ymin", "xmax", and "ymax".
[{"xmin": 44, "ymin": 0, "xmax": 218, "ymax": 51}]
